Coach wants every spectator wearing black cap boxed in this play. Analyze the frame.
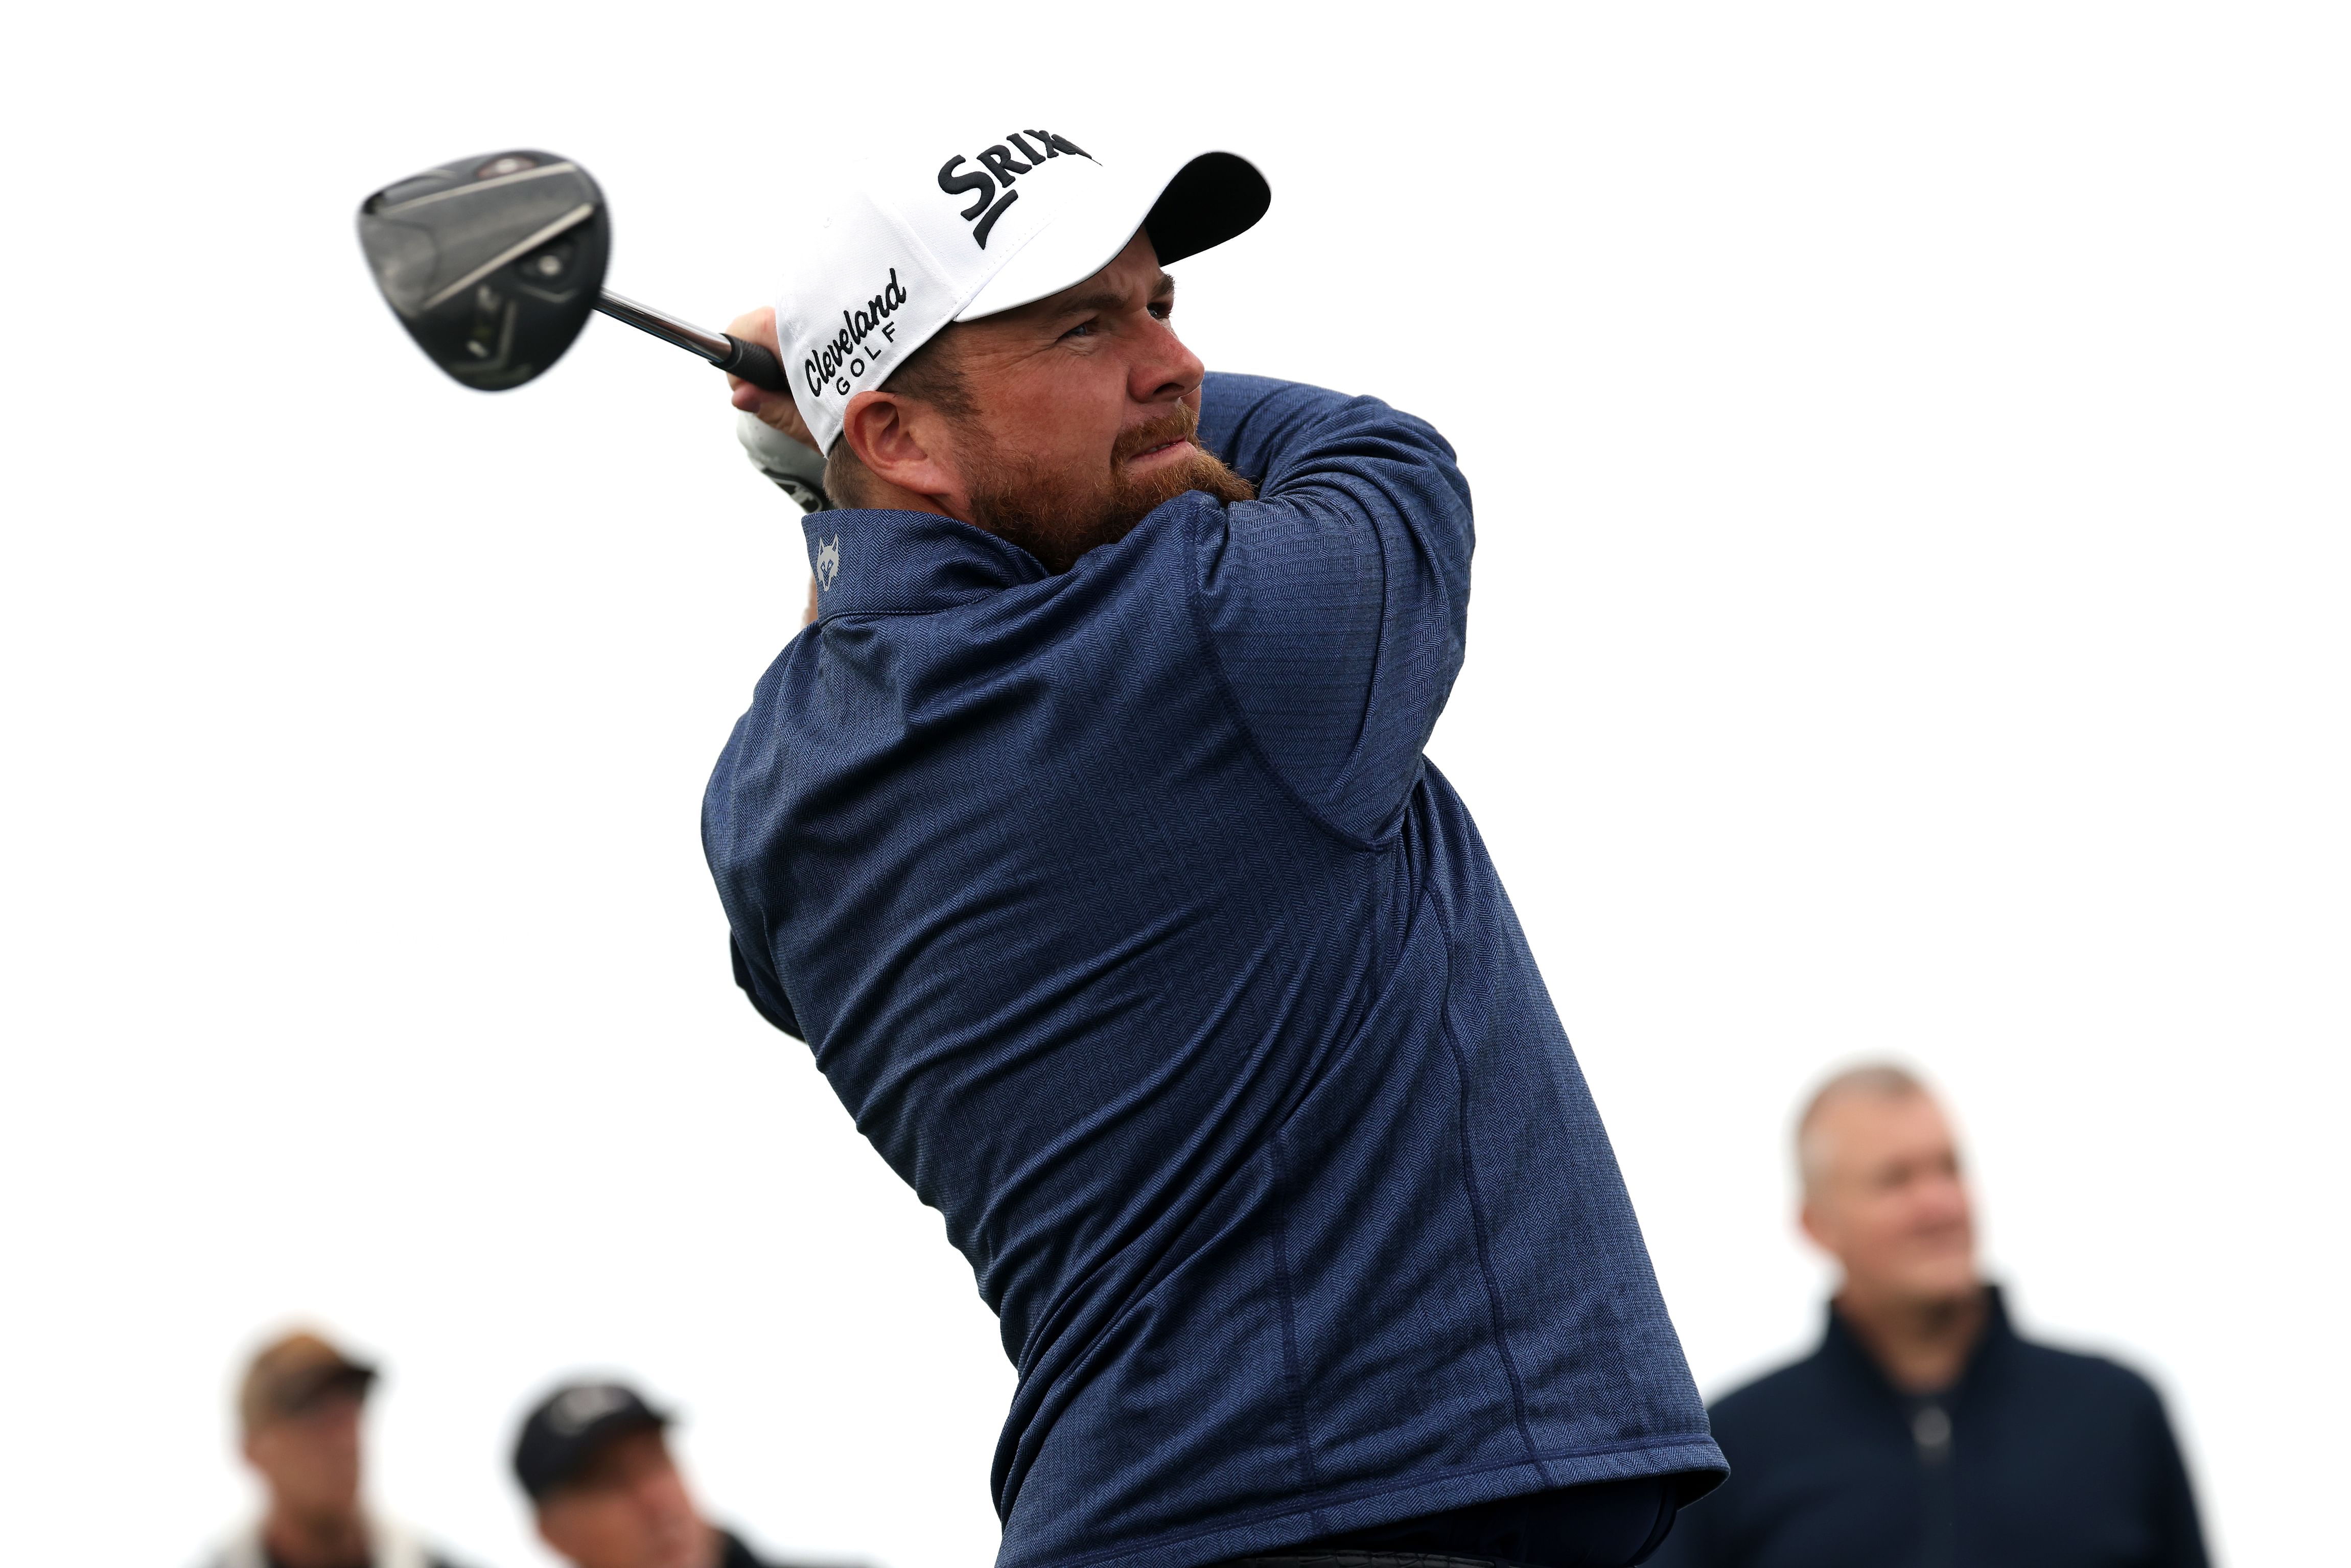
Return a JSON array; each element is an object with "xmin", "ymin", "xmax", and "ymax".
[
  {"xmin": 514, "ymin": 1380, "xmax": 809, "ymax": 1568},
  {"xmin": 201, "ymin": 1328, "xmax": 471, "ymax": 1568}
]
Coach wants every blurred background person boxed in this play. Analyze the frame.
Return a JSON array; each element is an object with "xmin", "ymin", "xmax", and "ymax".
[
  {"xmin": 514, "ymin": 1379, "xmax": 818, "ymax": 1568},
  {"xmin": 1651, "ymin": 1065, "xmax": 2207, "ymax": 1568},
  {"xmin": 203, "ymin": 1328, "xmax": 473, "ymax": 1568}
]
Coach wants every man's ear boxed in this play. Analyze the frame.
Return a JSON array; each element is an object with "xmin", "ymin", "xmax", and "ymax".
[
  {"xmin": 840, "ymin": 391, "xmax": 968, "ymax": 517},
  {"xmin": 1798, "ymin": 1199, "xmax": 1831, "ymax": 1253}
]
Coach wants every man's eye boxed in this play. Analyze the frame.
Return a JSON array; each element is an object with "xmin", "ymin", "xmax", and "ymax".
[
  {"xmin": 1063, "ymin": 319, "xmax": 1098, "ymax": 340},
  {"xmin": 1150, "ymin": 301, "xmax": 1173, "ymax": 320}
]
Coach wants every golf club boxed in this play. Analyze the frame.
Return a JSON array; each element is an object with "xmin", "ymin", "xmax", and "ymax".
[{"xmin": 357, "ymin": 150, "xmax": 787, "ymax": 394}]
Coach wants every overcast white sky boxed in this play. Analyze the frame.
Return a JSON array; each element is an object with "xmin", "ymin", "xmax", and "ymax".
[{"xmin": 2, "ymin": 5, "xmax": 2343, "ymax": 1567}]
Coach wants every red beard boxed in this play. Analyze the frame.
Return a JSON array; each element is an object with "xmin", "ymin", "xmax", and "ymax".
[{"xmin": 963, "ymin": 402, "xmax": 1256, "ymax": 574}]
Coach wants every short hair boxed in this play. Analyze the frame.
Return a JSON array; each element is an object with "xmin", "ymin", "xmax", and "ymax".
[
  {"xmin": 823, "ymin": 325, "xmax": 975, "ymax": 508},
  {"xmin": 1795, "ymin": 1062, "xmax": 1930, "ymax": 1195}
]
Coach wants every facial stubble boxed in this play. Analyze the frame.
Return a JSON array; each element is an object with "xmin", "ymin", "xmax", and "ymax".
[{"xmin": 963, "ymin": 402, "xmax": 1256, "ymax": 574}]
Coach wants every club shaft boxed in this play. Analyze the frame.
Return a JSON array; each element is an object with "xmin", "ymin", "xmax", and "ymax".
[{"xmin": 595, "ymin": 289, "xmax": 733, "ymax": 363}]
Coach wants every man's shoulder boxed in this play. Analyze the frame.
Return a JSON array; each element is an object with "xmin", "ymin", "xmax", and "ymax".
[
  {"xmin": 1201, "ymin": 369, "xmax": 1296, "ymax": 401},
  {"xmin": 1704, "ymin": 1341, "xmax": 1845, "ymax": 1438},
  {"xmin": 720, "ymin": 1533, "xmax": 773, "ymax": 1568},
  {"xmin": 193, "ymin": 1520, "xmax": 472, "ymax": 1568},
  {"xmin": 1198, "ymin": 371, "xmax": 1446, "ymax": 469},
  {"xmin": 720, "ymin": 1527, "xmax": 866, "ymax": 1568},
  {"xmin": 1996, "ymin": 1325, "xmax": 2167, "ymax": 1411}
]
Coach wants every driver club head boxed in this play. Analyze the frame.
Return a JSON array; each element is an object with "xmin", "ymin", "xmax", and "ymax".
[{"xmin": 357, "ymin": 151, "xmax": 609, "ymax": 391}]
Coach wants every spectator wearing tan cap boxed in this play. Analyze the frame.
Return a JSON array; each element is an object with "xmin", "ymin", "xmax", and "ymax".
[{"xmin": 201, "ymin": 1328, "xmax": 472, "ymax": 1568}]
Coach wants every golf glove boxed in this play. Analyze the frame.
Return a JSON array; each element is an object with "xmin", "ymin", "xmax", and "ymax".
[{"xmin": 737, "ymin": 409, "xmax": 833, "ymax": 513}]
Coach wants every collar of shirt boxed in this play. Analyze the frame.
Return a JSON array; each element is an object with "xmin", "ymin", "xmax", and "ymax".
[
  {"xmin": 1821, "ymin": 1281, "xmax": 2019, "ymax": 1404},
  {"xmin": 799, "ymin": 506, "xmax": 1048, "ymax": 621}
]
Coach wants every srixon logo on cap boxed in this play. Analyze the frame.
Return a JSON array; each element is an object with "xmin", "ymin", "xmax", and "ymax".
[{"xmin": 937, "ymin": 130, "xmax": 1096, "ymax": 249}]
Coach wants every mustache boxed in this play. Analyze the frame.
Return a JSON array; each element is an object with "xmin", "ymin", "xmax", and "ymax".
[{"xmin": 1111, "ymin": 403, "xmax": 1202, "ymax": 465}]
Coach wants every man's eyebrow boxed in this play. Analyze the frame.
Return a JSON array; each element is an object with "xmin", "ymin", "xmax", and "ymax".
[{"xmin": 1049, "ymin": 272, "xmax": 1176, "ymax": 319}]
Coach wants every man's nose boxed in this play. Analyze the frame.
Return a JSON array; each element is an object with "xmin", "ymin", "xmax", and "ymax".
[
  {"xmin": 1130, "ymin": 321, "xmax": 1205, "ymax": 405},
  {"xmin": 635, "ymin": 1469, "xmax": 692, "ymax": 1523},
  {"xmin": 1919, "ymin": 1171, "xmax": 1972, "ymax": 1224}
]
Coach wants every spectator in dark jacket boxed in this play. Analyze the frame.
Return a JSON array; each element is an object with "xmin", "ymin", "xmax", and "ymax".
[{"xmin": 1651, "ymin": 1065, "xmax": 2208, "ymax": 1568}]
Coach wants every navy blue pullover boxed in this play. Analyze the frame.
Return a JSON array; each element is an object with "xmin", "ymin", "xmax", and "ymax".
[
  {"xmin": 703, "ymin": 374, "xmax": 1725, "ymax": 1568},
  {"xmin": 1649, "ymin": 1289, "xmax": 2206, "ymax": 1568}
]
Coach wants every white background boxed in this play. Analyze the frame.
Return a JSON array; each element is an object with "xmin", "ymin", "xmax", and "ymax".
[{"xmin": 2, "ymin": 5, "xmax": 2342, "ymax": 1566}]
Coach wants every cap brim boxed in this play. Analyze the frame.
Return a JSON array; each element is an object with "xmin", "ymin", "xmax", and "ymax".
[
  {"xmin": 281, "ymin": 1360, "xmax": 378, "ymax": 1414},
  {"xmin": 956, "ymin": 150, "xmax": 1269, "ymax": 322}
]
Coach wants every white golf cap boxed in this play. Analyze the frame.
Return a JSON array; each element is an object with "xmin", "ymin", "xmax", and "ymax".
[{"xmin": 776, "ymin": 127, "xmax": 1270, "ymax": 452}]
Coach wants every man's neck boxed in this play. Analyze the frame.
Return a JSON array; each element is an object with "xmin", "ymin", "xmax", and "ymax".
[
  {"xmin": 842, "ymin": 473, "xmax": 961, "ymax": 522},
  {"xmin": 1834, "ymin": 1280, "xmax": 1988, "ymax": 1394},
  {"xmin": 261, "ymin": 1503, "xmax": 369, "ymax": 1568}
]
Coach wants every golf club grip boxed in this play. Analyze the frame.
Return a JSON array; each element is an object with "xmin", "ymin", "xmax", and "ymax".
[{"xmin": 717, "ymin": 335, "xmax": 789, "ymax": 392}]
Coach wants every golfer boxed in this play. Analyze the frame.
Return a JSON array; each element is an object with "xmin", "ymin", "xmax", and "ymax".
[{"xmin": 704, "ymin": 125, "xmax": 1724, "ymax": 1568}]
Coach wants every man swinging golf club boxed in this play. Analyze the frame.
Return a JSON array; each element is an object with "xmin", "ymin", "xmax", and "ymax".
[{"xmin": 702, "ymin": 124, "xmax": 1725, "ymax": 1568}]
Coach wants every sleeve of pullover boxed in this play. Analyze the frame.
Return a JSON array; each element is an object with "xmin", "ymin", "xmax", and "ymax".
[{"xmin": 1192, "ymin": 371, "xmax": 1475, "ymax": 840}]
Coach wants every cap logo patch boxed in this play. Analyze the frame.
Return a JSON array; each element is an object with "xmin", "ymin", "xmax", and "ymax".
[
  {"xmin": 936, "ymin": 130, "xmax": 1096, "ymax": 250},
  {"xmin": 806, "ymin": 268, "xmax": 909, "ymax": 399},
  {"xmin": 549, "ymin": 1384, "xmax": 631, "ymax": 1435}
]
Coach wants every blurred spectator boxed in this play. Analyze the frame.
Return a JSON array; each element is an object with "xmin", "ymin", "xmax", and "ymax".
[
  {"xmin": 202, "ymin": 1328, "xmax": 471, "ymax": 1568},
  {"xmin": 1651, "ymin": 1065, "xmax": 2208, "ymax": 1568},
  {"xmin": 514, "ymin": 1380, "xmax": 814, "ymax": 1568}
]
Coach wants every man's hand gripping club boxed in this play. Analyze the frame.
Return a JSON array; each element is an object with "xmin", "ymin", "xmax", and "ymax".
[{"xmin": 727, "ymin": 306, "xmax": 825, "ymax": 626}]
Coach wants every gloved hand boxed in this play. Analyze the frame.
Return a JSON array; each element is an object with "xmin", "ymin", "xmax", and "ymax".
[
  {"xmin": 738, "ymin": 408, "xmax": 831, "ymax": 513},
  {"xmin": 727, "ymin": 306, "xmax": 831, "ymax": 512}
]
